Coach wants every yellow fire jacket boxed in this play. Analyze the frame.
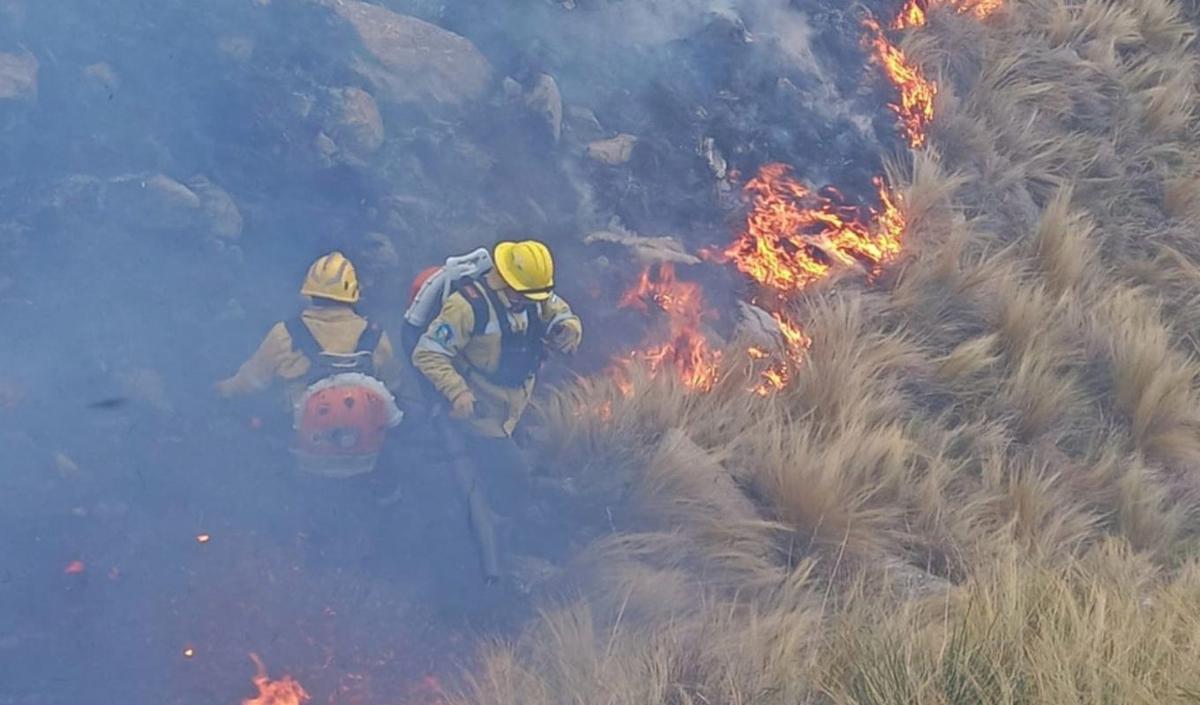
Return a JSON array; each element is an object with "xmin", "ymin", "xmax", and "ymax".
[
  {"xmin": 217, "ymin": 306, "xmax": 402, "ymax": 408},
  {"xmin": 412, "ymin": 275, "xmax": 582, "ymax": 438}
]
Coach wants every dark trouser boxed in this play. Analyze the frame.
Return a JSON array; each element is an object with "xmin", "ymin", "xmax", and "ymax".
[{"xmin": 435, "ymin": 416, "xmax": 530, "ymax": 583}]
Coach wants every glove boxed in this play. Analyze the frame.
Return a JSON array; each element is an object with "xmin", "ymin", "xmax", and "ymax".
[
  {"xmin": 549, "ymin": 319, "xmax": 582, "ymax": 355},
  {"xmin": 449, "ymin": 390, "xmax": 477, "ymax": 419}
]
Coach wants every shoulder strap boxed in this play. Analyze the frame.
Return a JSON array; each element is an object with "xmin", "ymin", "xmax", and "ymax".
[
  {"xmin": 456, "ymin": 280, "xmax": 492, "ymax": 337},
  {"xmin": 357, "ymin": 320, "xmax": 383, "ymax": 354},
  {"xmin": 284, "ymin": 317, "xmax": 324, "ymax": 362}
]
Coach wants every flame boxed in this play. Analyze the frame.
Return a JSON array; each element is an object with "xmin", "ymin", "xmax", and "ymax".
[
  {"xmin": 863, "ymin": 15, "xmax": 936, "ymax": 149},
  {"xmin": 602, "ymin": 0, "xmax": 965, "ymax": 397},
  {"xmin": 894, "ymin": 0, "xmax": 1001, "ymax": 29},
  {"xmin": 749, "ymin": 312, "xmax": 812, "ymax": 396},
  {"xmin": 722, "ymin": 164, "xmax": 905, "ymax": 297},
  {"xmin": 617, "ymin": 263, "xmax": 722, "ymax": 392},
  {"xmin": 243, "ymin": 654, "xmax": 309, "ymax": 705},
  {"xmin": 893, "ymin": 0, "xmax": 928, "ymax": 30},
  {"xmin": 722, "ymin": 164, "xmax": 903, "ymax": 394},
  {"xmin": 874, "ymin": 0, "xmax": 1002, "ymax": 146}
]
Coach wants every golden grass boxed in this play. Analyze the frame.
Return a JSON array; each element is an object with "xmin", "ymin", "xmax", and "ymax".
[{"xmin": 459, "ymin": 0, "xmax": 1200, "ymax": 702}]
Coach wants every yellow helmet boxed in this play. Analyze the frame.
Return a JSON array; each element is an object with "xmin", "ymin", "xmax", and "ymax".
[
  {"xmin": 300, "ymin": 251, "xmax": 360, "ymax": 303},
  {"xmin": 493, "ymin": 240, "xmax": 554, "ymax": 301}
]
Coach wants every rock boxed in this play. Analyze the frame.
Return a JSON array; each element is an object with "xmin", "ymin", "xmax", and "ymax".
[
  {"xmin": 314, "ymin": 131, "xmax": 338, "ymax": 165},
  {"xmin": 333, "ymin": 1, "xmax": 491, "ymax": 106},
  {"xmin": 108, "ymin": 174, "xmax": 202, "ymax": 230},
  {"xmin": 524, "ymin": 73, "xmax": 563, "ymax": 142},
  {"xmin": 0, "ymin": 51, "xmax": 37, "ymax": 100},
  {"xmin": 501, "ymin": 76, "xmax": 522, "ymax": 100},
  {"xmin": 186, "ymin": 175, "xmax": 243, "ymax": 240},
  {"xmin": 105, "ymin": 173, "xmax": 241, "ymax": 239},
  {"xmin": 586, "ymin": 133, "xmax": 638, "ymax": 165},
  {"xmin": 736, "ymin": 301, "xmax": 786, "ymax": 349},
  {"xmin": 701, "ymin": 137, "xmax": 727, "ymax": 179},
  {"xmin": 324, "ymin": 87, "xmax": 384, "ymax": 165}
]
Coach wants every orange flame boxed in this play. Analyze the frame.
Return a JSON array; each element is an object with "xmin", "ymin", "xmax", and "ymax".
[
  {"xmin": 864, "ymin": 15, "xmax": 936, "ymax": 149},
  {"xmin": 243, "ymin": 654, "xmax": 309, "ymax": 705},
  {"xmin": 617, "ymin": 263, "xmax": 722, "ymax": 392},
  {"xmin": 722, "ymin": 164, "xmax": 905, "ymax": 297},
  {"xmin": 722, "ymin": 163, "xmax": 904, "ymax": 394},
  {"xmin": 893, "ymin": 0, "xmax": 928, "ymax": 30},
  {"xmin": 603, "ymin": 0, "xmax": 960, "ymax": 396},
  {"xmin": 895, "ymin": 0, "xmax": 1001, "ymax": 29},
  {"xmin": 749, "ymin": 312, "xmax": 812, "ymax": 396},
  {"xmin": 877, "ymin": 0, "xmax": 1002, "ymax": 145}
]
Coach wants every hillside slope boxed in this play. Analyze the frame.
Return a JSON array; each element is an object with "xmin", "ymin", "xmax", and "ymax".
[{"xmin": 458, "ymin": 1, "xmax": 1200, "ymax": 703}]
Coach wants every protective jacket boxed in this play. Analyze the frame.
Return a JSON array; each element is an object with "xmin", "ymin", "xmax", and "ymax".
[
  {"xmin": 219, "ymin": 306, "xmax": 401, "ymax": 408},
  {"xmin": 413, "ymin": 274, "xmax": 581, "ymax": 438}
]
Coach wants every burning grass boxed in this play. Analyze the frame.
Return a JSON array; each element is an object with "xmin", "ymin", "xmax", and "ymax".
[{"xmin": 459, "ymin": 0, "xmax": 1200, "ymax": 702}]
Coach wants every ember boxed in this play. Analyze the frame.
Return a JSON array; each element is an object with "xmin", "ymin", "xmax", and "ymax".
[
  {"xmin": 617, "ymin": 263, "xmax": 722, "ymax": 392},
  {"xmin": 243, "ymin": 654, "xmax": 309, "ymax": 705}
]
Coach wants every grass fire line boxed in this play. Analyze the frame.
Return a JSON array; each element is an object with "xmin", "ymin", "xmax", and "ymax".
[
  {"xmin": 469, "ymin": 0, "xmax": 1200, "ymax": 703},
  {"xmin": 615, "ymin": 5, "xmax": 917, "ymax": 396}
]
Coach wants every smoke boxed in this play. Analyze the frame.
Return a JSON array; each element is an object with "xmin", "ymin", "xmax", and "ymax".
[{"xmin": 0, "ymin": 0, "xmax": 901, "ymax": 702}]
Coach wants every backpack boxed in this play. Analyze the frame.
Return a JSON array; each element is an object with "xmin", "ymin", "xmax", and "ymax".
[
  {"xmin": 404, "ymin": 247, "xmax": 494, "ymax": 332},
  {"xmin": 403, "ymin": 247, "xmax": 549, "ymax": 388},
  {"xmin": 284, "ymin": 316, "xmax": 383, "ymax": 386},
  {"xmin": 284, "ymin": 317, "xmax": 402, "ymax": 469}
]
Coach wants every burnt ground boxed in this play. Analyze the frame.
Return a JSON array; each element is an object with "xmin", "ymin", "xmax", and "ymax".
[
  {"xmin": 0, "ymin": 398, "xmax": 585, "ymax": 703},
  {"xmin": 0, "ymin": 0, "xmax": 912, "ymax": 701}
]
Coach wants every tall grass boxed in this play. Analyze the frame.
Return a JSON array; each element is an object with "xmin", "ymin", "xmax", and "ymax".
[{"xmin": 457, "ymin": 0, "xmax": 1200, "ymax": 702}]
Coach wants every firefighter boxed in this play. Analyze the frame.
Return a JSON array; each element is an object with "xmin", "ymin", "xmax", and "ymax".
[
  {"xmin": 216, "ymin": 251, "xmax": 405, "ymax": 479},
  {"xmin": 411, "ymin": 239, "xmax": 582, "ymax": 584}
]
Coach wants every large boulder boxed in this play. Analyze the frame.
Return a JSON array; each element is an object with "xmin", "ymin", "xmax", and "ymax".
[
  {"xmin": 107, "ymin": 174, "xmax": 201, "ymax": 230},
  {"xmin": 99, "ymin": 174, "xmax": 242, "ymax": 239},
  {"xmin": 0, "ymin": 51, "xmax": 37, "ymax": 100},
  {"xmin": 318, "ymin": 86, "xmax": 385, "ymax": 166},
  {"xmin": 332, "ymin": 1, "xmax": 491, "ymax": 107}
]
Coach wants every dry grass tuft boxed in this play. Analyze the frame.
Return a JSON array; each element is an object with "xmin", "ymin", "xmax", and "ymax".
[{"xmin": 461, "ymin": 0, "xmax": 1200, "ymax": 701}]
